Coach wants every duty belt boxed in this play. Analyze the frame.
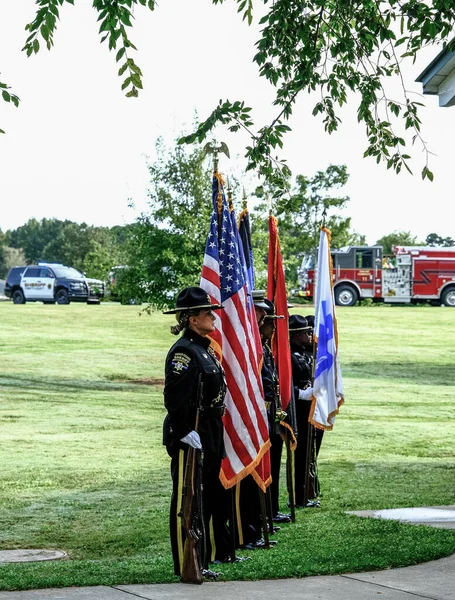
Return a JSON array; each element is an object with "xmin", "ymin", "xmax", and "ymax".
[{"xmin": 201, "ymin": 405, "xmax": 226, "ymax": 418}]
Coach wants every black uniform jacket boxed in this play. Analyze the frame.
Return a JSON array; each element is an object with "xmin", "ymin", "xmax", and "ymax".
[
  {"xmin": 163, "ymin": 328, "xmax": 226, "ymax": 460},
  {"xmin": 262, "ymin": 342, "xmax": 281, "ymax": 435},
  {"xmin": 290, "ymin": 342, "xmax": 313, "ymax": 399}
]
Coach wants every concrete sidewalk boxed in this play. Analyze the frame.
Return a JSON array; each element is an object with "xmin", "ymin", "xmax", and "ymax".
[{"xmin": 0, "ymin": 552, "xmax": 454, "ymax": 600}]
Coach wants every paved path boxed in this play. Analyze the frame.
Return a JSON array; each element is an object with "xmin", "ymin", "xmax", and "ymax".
[{"xmin": 0, "ymin": 552, "xmax": 454, "ymax": 599}]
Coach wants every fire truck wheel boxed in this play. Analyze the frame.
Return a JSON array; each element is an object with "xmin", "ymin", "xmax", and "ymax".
[
  {"xmin": 335, "ymin": 285, "xmax": 358, "ymax": 307},
  {"xmin": 441, "ymin": 287, "xmax": 455, "ymax": 307}
]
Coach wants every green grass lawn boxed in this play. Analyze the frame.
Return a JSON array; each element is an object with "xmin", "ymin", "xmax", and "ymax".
[{"xmin": 0, "ymin": 302, "xmax": 454, "ymax": 590}]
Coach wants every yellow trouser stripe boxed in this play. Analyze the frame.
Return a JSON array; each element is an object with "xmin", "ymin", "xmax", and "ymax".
[
  {"xmin": 209, "ymin": 517, "xmax": 216, "ymax": 562},
  {"xmin": 235, "ymin": 482, "xmax": 243, "ymax": 546},
  {"xmin": 176, "ymin": 449, "xmax": 185, "ymax": 572}
]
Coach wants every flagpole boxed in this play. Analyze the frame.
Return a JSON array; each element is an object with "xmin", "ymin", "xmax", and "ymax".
[
  {"xmin": 258, "ymin": 488, "xmax": 270, "ymax": 549},
  {"xmin": 303, "ymin": 215, "xmax": 328, "ymax": 507},
  {"xmin": 266, "ymin": 191, "xmax": 273, "ymax": 216}
]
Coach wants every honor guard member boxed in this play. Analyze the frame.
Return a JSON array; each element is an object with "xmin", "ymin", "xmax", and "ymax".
[
  {"xmin": 260, "ymin": 299, "xmax": 291, "ymax": 523},
  {"xmin": 289, "ymin": 314, "xmax": 323, "ymax": 508},
  {"xmin": 163, "ymin": 287, "xmax": 231, "ymax": 575},
  {"xmin": 303, "ymin": 313, "xmax": 324, "ymax": 498},
  {"xmin": 233, "ymin": 291, "xmax": 270, "ymax": 549}
]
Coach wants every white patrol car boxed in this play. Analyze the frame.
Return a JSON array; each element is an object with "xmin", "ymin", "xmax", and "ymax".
[{"xmin": 5, "ymin": 263, "xmax": 105, "ymax": 305}]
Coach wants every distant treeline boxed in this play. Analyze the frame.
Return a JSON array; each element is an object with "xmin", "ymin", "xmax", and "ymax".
[
  {"xmin": 1, "ymin": 140, "xmax": 453, "ymax": 306},
  {"xmin": 0, "ymin": 219, "xmax": 135, "ymax": 281}
]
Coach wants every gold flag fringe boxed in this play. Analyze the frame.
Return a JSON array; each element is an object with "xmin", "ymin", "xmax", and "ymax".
[
  {"xmin": 219, "ymin": 438, "xmax": 272, "ymax": 492},
  {"xmin": 280, "ymin": 420, "xmax": 297, "ymax": 450}
]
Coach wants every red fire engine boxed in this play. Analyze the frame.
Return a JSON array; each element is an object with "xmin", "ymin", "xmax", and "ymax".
[{"xmin": 298, "ymin": 245, "xmax": 455, "ymax": 307}]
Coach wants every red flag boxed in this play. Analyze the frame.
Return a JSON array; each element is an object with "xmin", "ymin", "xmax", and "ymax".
[
  {"xmin": 200, "ymin": 173, "xmax": 271, "ymax": 491},
  {"xmin": 267, "ymin": 215, "xmax": 292, "ymax": 412}
]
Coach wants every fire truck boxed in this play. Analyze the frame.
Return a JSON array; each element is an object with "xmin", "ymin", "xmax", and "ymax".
[{"xmin": 298, "ymin": 245, "xmax": 455, "ymax": 307}]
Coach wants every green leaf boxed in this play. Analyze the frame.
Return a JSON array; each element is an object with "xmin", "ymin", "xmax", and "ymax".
[
  {"xmin": 131, "ymin": 74, "xmax": 143, "ymax": 88},
  {"xmin": 424, "ymin": 167, "xmax": 434, "ymax": 182},
  {"xmin": 2, "ymin": 90, "xmax": 11, "ymax": 102},
  {"xmin": 118, "ymin": 62, "xmax": 128, "ymax": 76},
  {"xmin": 119, "ymin": 10, "xmax": 132, "ymax": 27},
  {"xmin": 121, "ymin": 76, "xmax": 132, "ymax": 91},
  {"xmin": 421, "ymin": 166, "xmax": 432, "ymax": 181},
  {"xmin": 125, "ymin": 86, "xmax": 138, "ymax": 98},
  {"xmin": 116, "ymin": 47, "xmax": 126, "ymax": 62},
  {"xmin": 40, "ymin": 24, "xmax": 50, "ymax": 42},
  {"xmin": 45, "ymin": 12, "xmax": 55, "ymax": 30}
]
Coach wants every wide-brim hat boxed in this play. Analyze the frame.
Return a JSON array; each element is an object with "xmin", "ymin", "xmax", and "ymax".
[
  {"xmin": 289, "ymin": 314, "xmax": 312, "ymax": 331},
  {"xmin": 251, "ymin": 289, "xmax": 269, "ymax": 310},
  {"xmin": 163, "ymin": 286, "xmax": 224, "ymax": 314},
  {"xmin": 304, "ymin": 315, "xmax": 315, "ymax": 328},
  {"xmin": 263, "ymin": 298, "xmax": 284, "ymax": 320}
]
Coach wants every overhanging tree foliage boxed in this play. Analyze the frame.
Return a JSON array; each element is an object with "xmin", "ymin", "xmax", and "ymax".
[
  {"xmin": 3, "ymin": 1, "xmax": 453, "ymax": 180},
  {"xmin": 1, "ymin": 0, "xmax": 156, "ymax": 133},
  {"xmin": 183, "ymin": 0, "xmax": 455, "ymax": 187}
]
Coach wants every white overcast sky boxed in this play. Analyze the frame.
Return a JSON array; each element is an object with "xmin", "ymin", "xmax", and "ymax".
[{"xmin": 0, "ymin": 0, "xmax": 453, "ymax": 244}]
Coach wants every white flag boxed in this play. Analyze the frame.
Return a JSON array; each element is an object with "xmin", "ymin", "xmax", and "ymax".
[{"xmin": 310, "ymin": 228, "xmax": 344, "ymax": 430}]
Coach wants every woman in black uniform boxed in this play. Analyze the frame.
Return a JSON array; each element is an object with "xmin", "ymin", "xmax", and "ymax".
[{"xmin": 163, "ymin": 286, "xmax": 231, "ymax": 576}]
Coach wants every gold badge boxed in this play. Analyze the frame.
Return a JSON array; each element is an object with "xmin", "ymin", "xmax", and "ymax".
[{"xmin": 172, "ymin": 352, "xmax": 191, "ymax": 374}]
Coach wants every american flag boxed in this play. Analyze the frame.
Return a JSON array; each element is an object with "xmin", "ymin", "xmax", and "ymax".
[
  {"xmin": 238, "ymin": 204, "xmax": 255, "ymax": 294},
  {"xmin": 201, "ymin": 172, "xmax": 271, "ymax": 490}
]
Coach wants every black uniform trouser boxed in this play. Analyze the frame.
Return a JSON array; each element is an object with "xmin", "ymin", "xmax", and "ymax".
[
  {"xmin": 294, "ymin": 402, "xmax": 324, "ymax": 506},
  {"xmin": 237, "ymin": 474, "xmax": 262, "ymax": 546},
  {"xmin": 169, "ymin": 445, "xmax": 231, "ymax": 575},
  {"xmin": 270, "ymin": 432, "xmax": 284, "ymax": 516}
]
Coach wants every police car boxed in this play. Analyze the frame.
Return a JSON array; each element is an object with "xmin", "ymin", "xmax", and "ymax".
[{"xmin": 5, "ymin": 263, "xmax": 105, "ymax": 305}]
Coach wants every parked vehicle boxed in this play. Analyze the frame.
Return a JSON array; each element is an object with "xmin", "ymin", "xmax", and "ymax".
[
  {"xmin": 298, "ymin": 245, "xmax": 455, "ymax": 307},
  {"xmin": 5, "ymin": 263, "xmax": 105, "ymax": 305}
]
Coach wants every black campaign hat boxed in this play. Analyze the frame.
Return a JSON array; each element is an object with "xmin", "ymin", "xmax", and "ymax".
[
  {"xmin": 163, "ymin": 286, "xmax": 224, "ymax": 314},
  {"xmin": 252, "ymin": 289, "xmax": 269, "ymax": 310},
  {"xmin": 289, "ymin": 314, "xmax": 312, "ymax": 331},
  {"xmin": 304, "ymin": 315, "xmax": 315, "ymax": 329},
  {"xmin": 263, "ymin": 298, "xmax": 284, "ymax": 320}
]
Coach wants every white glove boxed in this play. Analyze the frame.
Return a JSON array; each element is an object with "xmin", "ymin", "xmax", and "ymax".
[
  {"xmin": 298, "ymin": 387, "xmax": 313, "ymax": 401},
  {"xmin": 180, "ymin": 430, "xmax": 202, "ymax": 449}
]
